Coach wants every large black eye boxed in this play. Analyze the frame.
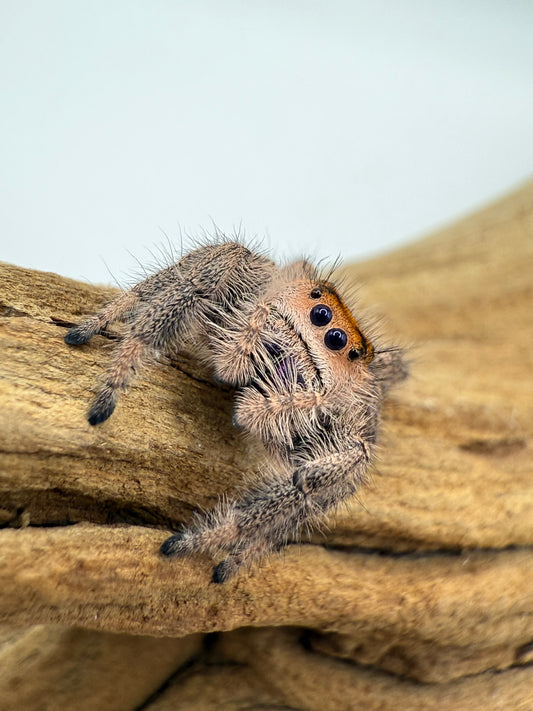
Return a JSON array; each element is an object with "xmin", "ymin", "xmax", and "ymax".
[
  {"xmin": 310, "ymin": 304, "xmax": 332, "ymax": 327},
  {"xmin": 324, "ymin": 328, "xmax": 347, "ymax": 351}
]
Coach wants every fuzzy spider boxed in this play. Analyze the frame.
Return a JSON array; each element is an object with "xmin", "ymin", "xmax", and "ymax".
[{"xmin": 65, "ymin": 239, "xmax": 407, "ymax": 583}]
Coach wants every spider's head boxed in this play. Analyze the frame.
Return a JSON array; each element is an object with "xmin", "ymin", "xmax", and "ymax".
[
  {"xmin": 307, "ymin": 281, "xmax": 373, "ymax": 361},
  {"xmin": 274, "ymin": 279, "xmax": 374, "ymax": 390}
]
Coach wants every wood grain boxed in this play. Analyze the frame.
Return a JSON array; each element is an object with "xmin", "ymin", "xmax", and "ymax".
[{"xmin": 1, "ymin": 181, "xmax": 532, "ymax": 709}]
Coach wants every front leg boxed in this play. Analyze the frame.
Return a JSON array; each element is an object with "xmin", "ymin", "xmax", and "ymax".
[
  {"xmin": 233, "ymin": 385, "xmax": 331, "ymax": 447},
  {"xmin": 160, "ymin": 440, "xmax": 371, "ymax": 583},
  {"xmin": 209, "ymin": 298, "xmax": 272, "ymax": 386},
  {"xmin": 370, "ymin": 347, "xmax": 408, "ymax": 393}
]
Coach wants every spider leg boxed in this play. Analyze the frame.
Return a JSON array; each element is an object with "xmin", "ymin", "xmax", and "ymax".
[
  {"xmin": 68, "ymin": 242, "xmax": 275, "ymax": 424},
  {"xmin": 86, "ymin": 334, "xmax": 147, "ymax": 424},
  {"xmin": 211, "ymin": 540, "xmax": 275, "ymax": 584},
  {"xmin": 370, "ymin": 348, "xmax": 408, "ymax": 393},
  {"xmin": 64, "ymin": 291, "xmax": 140, "ymax": 345},
  {"xmin": 86, "ymin": 281, "xmax": 204, "ymax": 425},
  {"xmin": 161, "ymin": 440, "xmax": 372, "ymax": 582},
  {"xmin": 210, "ymin": 298, "xmax": 272, "ymax": 386},
  {"xmin": 234, "ymin": 386, "xmax": 327, "ymax": 446},
  {"xmin": 65, "ymin": 262, "xmax": 191, "ymax": 346}
]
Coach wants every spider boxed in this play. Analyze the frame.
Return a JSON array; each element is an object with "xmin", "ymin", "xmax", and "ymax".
[{"xmin": 65, "ymin": 239, "xmax": 407, "ymax": 583}]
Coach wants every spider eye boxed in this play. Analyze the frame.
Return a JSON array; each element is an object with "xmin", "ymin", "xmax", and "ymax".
[
  {"xmin": 310, "ymin": 304, "xmax": 332, "ymax": 326},
  {"xmin": 310, "ymin": 288, "xmax": 322, "ymax": 299},
  {"xmin": 348, "ymin": 347, "xmax": 364, "ymax": 361},
  {"xmin": 324, "ymin": 328, "xmax": 347, "ymax": 351}
]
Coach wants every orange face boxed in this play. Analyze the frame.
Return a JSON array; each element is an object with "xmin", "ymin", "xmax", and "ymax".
[
  {"xmin": 279, "ymin": 279, "xmax": 374, "ymax": 378},
  {"xmin": 308, "ymin": 281, "xmax": 374, "ymax": 364}
]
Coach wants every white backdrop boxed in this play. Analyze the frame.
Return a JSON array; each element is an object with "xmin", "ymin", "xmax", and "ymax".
[{"xmin": 1, "ymin": 1, "xmax": 532, "ymax": 284}]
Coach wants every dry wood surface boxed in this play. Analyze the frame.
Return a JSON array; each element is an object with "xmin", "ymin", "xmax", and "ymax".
[{"xmin": 0, "ymin": 181, "xmax": 532, "ymax": 710}]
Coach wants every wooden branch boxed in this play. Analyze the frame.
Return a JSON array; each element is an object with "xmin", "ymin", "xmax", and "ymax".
[
  {"xmin": 1, "ymin": 181, "xmax": 532, "ymax": 709},
  {"xmin": 1, "ymin": 525, "xmax": 532, "ymax": 682}
]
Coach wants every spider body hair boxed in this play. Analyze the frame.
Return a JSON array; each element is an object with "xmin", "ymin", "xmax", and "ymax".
[{"xmin": 65, "ymin": 237, "xmax": 407, "ymax": 582}]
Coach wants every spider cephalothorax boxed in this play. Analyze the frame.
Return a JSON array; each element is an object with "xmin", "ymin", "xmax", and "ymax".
[{"xmin": 65, "ymin": 239, "xmax": 407, "ymax": 582}]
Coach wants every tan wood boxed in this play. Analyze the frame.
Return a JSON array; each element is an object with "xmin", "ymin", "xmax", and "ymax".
[{"xmin": 1, "ymin": 181, "xmax": 531, "ymax": 709}]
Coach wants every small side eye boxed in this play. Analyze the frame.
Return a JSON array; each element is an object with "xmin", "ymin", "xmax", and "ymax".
[
  {"xmin": 310, "ymin": 288, "xmax": 322, "ymax": 299},
  {"xmin": 324, "ymin": 328, "xmax": 347, "ymax": 351},
  {"xmin": 310, "ymin": 304, "xmax": 332, "ymax": 326},
  {"xmin": 348, "ymin": 347, "xmax": 364, "ymax": 361}
]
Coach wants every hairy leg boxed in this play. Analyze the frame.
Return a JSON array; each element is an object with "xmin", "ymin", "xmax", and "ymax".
[
  {"xmin": 161, "ymin": 441, "xmax": 371, "ymax": 583},
  {"xmin": 87, "ymin": 335, "xmax": 148, "ymax": 424},
  {"xmin": 233, "ymin": 385, "xmax": 329, "ymax": 446},
  {"xmin": 64, "ymin": 251, "xmax": 210, "ymax": 347},
  {"xmin": 64, "ymin": 291, "xmax": 140, "ymax": 345},
  {"xmin": 86, "ymin": 281, "xmax": 204, "ymax": 424},
  {"xmin": 210, "ymin": 299, "xmax": 272, "ymax": 386},
  {"xmin": 370, "ymin": 348, "xmax": 408, "ymax": 393},
  {"xmin": 68, "ymin": 241, "xmax": 275, "ymax": 424}
]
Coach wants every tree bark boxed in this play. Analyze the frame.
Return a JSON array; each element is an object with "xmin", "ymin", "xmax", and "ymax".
[{"xmin": 1, "ymin": 182, "xmax": 532, "ymax": 710}]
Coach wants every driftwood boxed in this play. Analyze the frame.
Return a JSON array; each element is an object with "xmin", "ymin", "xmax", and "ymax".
[{"xmin": 0, "ymin": 182, "xmax": 532, "ymax": 710}]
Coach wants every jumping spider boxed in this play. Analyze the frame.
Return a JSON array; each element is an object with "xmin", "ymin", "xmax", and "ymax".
[{"xmin": 65, "ymin": 240, "xmax": 407, "ymax": 583}]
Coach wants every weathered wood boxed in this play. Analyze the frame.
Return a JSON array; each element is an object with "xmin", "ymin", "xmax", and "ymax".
[
  {"xmin": 1, "ymin": 525, "xmax": 532, "ymax": 683},
  {"xmin": 0, "ymin": 181, "xmax": 532, "ymax": 709},
  {"xmin": 215, "ymin": 628, "xmax": 533, "ymax": 711},
  {"xmin": 0, "ymin": 626, "xmax": 202, "ymax": 711}
]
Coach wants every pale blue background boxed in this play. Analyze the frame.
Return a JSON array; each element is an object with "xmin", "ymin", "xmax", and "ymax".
[{"xmin": 1, "ymin": 1, "xmax": 532, "ymax": 284}]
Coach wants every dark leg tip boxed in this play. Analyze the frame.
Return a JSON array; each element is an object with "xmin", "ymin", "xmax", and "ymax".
[
  {"xmin": 87, "ymin": 398, "xmax": 116, "ymax": 426},
  {"xmin": 212, "ymin": 558, "xmax": 237, "ymax": 584},
  {"xmin": 160, "ymin": 533, "xmax": 186, "ymax": 558},
  {"xmin": 64, "ymin": 326, "xmax": 91, "ymax": 346},
  {"xmin": 88, "ymin": 410, "xmax": 110, "ymax": 426}
]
